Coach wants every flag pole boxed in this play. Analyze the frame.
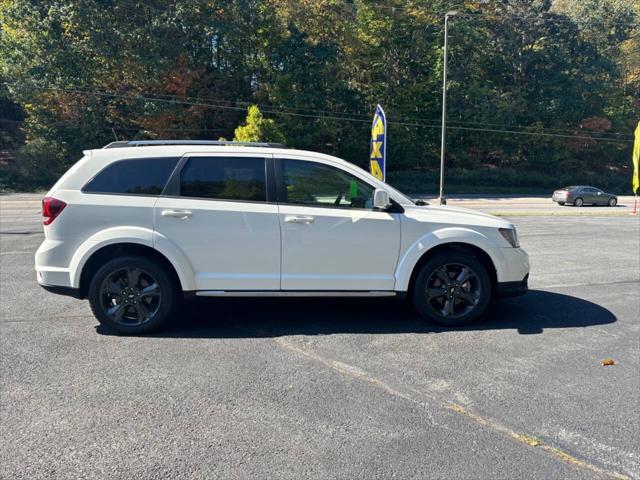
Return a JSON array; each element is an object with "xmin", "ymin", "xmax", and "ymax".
[{"xmin": 632, "ymin": 121, "xmax": 639, "ymax": 214}]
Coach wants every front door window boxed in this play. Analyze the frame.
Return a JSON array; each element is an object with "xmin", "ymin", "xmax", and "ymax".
[{"xmin": 281, "ymin": 160, "xmax": 375, "ymax": 209}]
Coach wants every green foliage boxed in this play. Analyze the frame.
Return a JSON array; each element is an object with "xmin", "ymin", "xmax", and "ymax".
[
  {"xmin": 388, "ymin": 167, "xmax": 631, "ymax": 195},
  {"xmin": 233, "ymin": 106, "xmax": 285, "ymax": 143},
  {"xmin": 0, "ymin": 0, "xmax": 637, "ymax": 193}
]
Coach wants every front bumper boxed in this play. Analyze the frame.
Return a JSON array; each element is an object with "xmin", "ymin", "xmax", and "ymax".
[
  {"xmin": 490, "ymin": 246, "xmax": 529, "ymax": 284},
  {"xmin": 496, "ymin": 274, "xmax": 529, "ymax": 298}
]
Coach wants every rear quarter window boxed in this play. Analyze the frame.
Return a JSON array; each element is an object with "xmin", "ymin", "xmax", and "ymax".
[{"xmin": 83, "ymin": 157, "xmax": 179, "ymax": 195}]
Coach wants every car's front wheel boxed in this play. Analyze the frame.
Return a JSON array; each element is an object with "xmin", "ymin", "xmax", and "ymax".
[
  {"xmin": 608, "ymin": 197, "xmax": 617, "ymax": 207},
  {"xmin": 88, "ymin": 256, "xmax": 177, "ymax": 334},
  {"xmin": 412, "ymin": 252, "xmax": 491, "ymax": 326},
  {"xmin": 558, "ymin": 202, "xmax": 565, "ymax": 206}
]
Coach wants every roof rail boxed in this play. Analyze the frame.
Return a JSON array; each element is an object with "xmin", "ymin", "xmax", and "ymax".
[{"xmin": 102, "ymin": 140, "xmax": 287, "ymax": 149}]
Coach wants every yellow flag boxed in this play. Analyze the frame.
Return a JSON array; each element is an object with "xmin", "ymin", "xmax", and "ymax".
[{"xmin": 633, "ymin": 121, "xmax": 640, "ymax": 194}]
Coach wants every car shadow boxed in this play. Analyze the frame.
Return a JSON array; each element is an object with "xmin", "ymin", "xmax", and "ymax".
[
  {"xmin": 96, "ymin": 289, "xmax": 616, "ymax": 338},
  {"xmin": 566, "ymin": 204, "xmax": 626, "ymax": 208}
]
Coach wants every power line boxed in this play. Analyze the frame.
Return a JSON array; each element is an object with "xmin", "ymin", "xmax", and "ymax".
[
  {"xmin": 0, "ymin": 118, "xmax": 225, "ymax": 133},
  {"xmin": 1, "ymin": 87, "xmax": 633, "ymax": 143},
  {"xmin": 6, "ymin": 82, "xmax": 634, "ymax": 138},
  {"xmin": 101, "ymin": 90, "xmax": 637, "ymax": 138}
]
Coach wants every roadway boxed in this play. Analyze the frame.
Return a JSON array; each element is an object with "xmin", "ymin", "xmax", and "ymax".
[{"xmin": 1, "ymin": 194, "xmax": 639, "ymax": 479}]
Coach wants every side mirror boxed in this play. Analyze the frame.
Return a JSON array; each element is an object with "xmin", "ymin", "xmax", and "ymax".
[{"xmin": 373, "ymin": 189, "xmax": 391, "ymax": 210}]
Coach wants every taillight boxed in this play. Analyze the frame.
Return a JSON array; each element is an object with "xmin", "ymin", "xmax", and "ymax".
[{"xmin": 42, "ymin": 197, "xmax": 67, "ymax": 225}]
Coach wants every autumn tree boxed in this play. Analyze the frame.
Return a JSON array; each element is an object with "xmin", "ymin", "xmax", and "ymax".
[{"xmin": 1, "ymin": 0, "xmax": 637, "ymax": 192}]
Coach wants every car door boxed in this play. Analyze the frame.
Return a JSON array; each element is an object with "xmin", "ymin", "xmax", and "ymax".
[
  {"xmin": 592, "ymin": 188, "xmax": 606, "ymax": 205},
  {"xmin": 584, "ymin": 187, "xmax": 599, "ymax": 204},
  {"xmin": 276, "ymin": 156, "xmax": 401, "ymax": 291},
  {"xmin": 154, "ymin": 153, "xmax": 281, "ymax": 291}
]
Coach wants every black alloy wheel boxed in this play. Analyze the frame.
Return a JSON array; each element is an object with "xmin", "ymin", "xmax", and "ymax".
[
  {"xmin": 99, "ymin": 267, "xmax": 161, "ymax": 326},
  {"xmin": 88, "ymin": 255, "xmax": 177, "ymax": 334},
  {"xmin": 412, "ymin": 252, "xmax": 491, "ymax": 326},
  {"xmin": 424, "ymin": 263, "xmax": 482, "ymax": 319},
  {"xmin": 608, "ymin": 197, "xmax": 617, "ymax": 207}
]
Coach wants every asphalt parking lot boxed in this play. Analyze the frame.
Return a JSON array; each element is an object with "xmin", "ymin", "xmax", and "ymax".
[{"xmin": 1, "ymin": 195, "xmax": 639, "ymax": 479}]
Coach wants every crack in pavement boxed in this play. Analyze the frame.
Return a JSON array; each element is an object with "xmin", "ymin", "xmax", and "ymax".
[{"xmin": 269, "ymin": 334, "xmax": 631, "ymax": 480}]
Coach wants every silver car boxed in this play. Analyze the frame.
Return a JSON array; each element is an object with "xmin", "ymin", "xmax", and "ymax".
[{"xmin": 552, "ymin": 186, "xmax": 618, "ymax": 207}]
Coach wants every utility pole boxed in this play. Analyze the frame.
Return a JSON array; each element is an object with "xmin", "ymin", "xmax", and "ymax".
[{"xmin": 439, "ymin": 11, "xmax": 458, "ymax": 206}]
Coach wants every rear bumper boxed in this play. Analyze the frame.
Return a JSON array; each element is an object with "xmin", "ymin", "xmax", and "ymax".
[
  {"xmin": 496, "ymin": 274, "xmax": 529, "ymax": 298},
  {"xmin": 35, "ymin": 238, "xmax": 75, "ymax": 287}
]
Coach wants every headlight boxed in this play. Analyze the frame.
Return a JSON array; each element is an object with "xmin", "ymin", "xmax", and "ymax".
[{"xmin": 499, "ymin": 227, "xmax": 519, "ymax": 248}]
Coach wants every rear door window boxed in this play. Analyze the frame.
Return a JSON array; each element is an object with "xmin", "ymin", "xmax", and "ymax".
[
  {"xmin": 83, "ymin": 157, "xmax": 179, "ymax": 195},
  {"xmin": 179, "ymin": 157, "xmax": 267, "ymax": 202}
]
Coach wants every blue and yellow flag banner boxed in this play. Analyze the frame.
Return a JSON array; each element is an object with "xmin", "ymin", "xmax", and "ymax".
[
  {"xmin": 633, "ymin": 121, "xmax": 639, "ymax": 195},
  {"xmin": 369, "ymin": 105, "xmax": 386, "ymax": 181}
]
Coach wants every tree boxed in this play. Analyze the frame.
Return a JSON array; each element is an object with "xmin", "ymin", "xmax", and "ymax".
[
  {"xmin": 234, "ymin": 105, "xmax": 285, "ymax": 143},
  {"xmin": 0, "ymin": 0, "xmax": 637, "ymax": 192}
]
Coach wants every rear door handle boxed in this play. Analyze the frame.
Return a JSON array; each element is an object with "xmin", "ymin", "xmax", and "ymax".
[
  {"xmin": 284, "ymin": 215, "xmax": 315, "ymax": 224},
  {"xmin": 161, "ymin": 209, "xmax": 193, "ymax": 219}
]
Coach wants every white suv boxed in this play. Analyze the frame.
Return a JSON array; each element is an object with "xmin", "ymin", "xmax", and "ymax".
[{"xmin": 36, "ymin": 140, "xmax": 529, "ymax": 334}]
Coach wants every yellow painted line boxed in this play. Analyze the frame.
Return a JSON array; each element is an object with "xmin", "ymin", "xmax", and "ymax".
[
  {"xmin": 447, "ymin": 402, "xmax": 629, "ymax": 479},
  {"xmin": 274, "ymin": 337, "xmax": 416, "ymax": 403},
  {"xmin": 274, "ymin": 337, "xmax": 630, "ymax": 480}
]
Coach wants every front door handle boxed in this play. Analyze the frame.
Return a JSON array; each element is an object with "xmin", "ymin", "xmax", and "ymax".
[
  {"xmin": 161, "ymin": 209, "xmax": 193, "ymax": 219},
  {"xmin": 284, "ymin": 215, "xmax": 315, "ymax": 224}
]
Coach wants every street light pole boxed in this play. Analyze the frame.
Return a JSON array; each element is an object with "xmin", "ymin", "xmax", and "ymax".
[{"xmin": 439, "ymin": 11, "xmax": 457, "ymax": 206}]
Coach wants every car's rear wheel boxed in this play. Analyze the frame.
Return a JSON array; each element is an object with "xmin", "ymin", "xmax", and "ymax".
[
  {"xmin": 412, "ymin": 252, "xmax": 491, "ymax": 326},
  {"xmin": 574, "ymin": 197, "xmax": 584, "ymax": 207},
  {"xmin": 88, "ymin": 256, "xmax": 177, "ymax": 334},
  {"xmin": 608, "ymin": 197, "xmax": 617, "ymax": 207}
]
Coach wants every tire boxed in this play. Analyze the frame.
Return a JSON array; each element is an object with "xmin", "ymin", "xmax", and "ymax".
[
  {"xmin": 574, "ymin": 197, "xmax": 584, "ymax": 207},
  {"xmin": 412, "ymin": 252, "xmax": 491, "ymax": 326},
  {"xmin": 608, "ymin": 197, "xmax": 617, "ymax": 207},
  {"xmin": 558, "ymin": 202, "xmax": 565, "ymax": 206},
  {"xmin": 88, "ymin": 255, "xmax": 178, "ymax": 335}
]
